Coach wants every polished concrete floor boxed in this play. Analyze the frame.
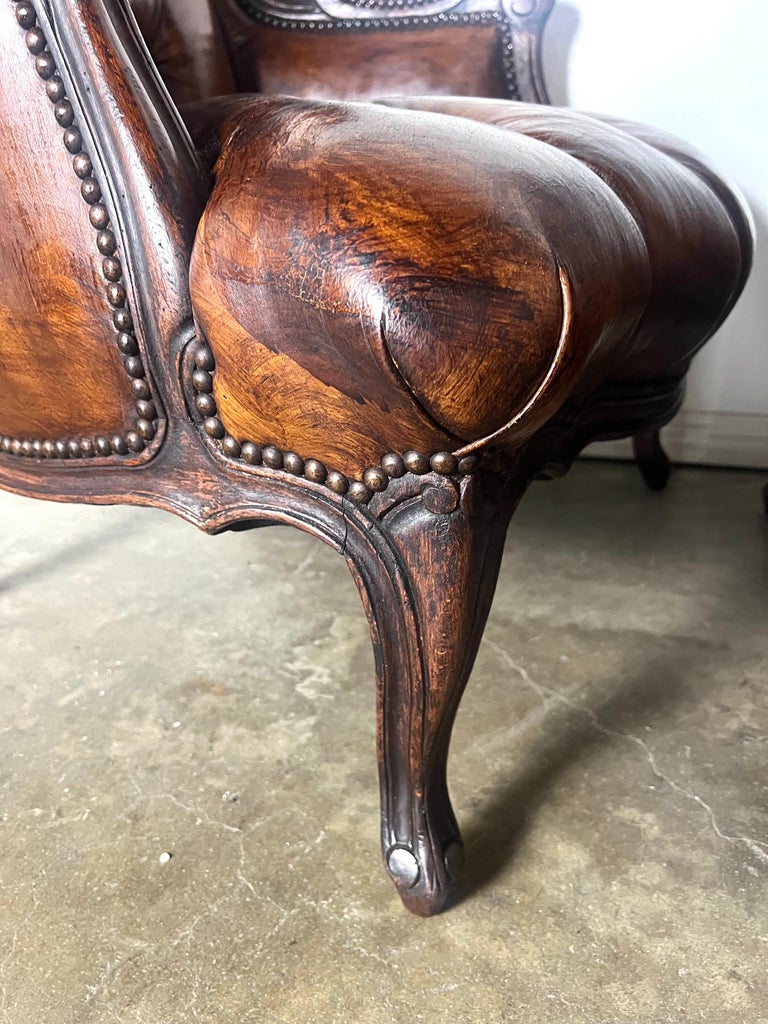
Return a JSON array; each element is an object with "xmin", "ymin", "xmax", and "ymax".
[{"xmin": 0, "ymin": 462, "xmax": 766, "ymax": 1023}]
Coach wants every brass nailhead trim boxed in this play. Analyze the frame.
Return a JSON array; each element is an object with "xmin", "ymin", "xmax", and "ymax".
[
  {"xmin": 345, "ymin": 0, "xmax": 456, "ymax": 9},
  {"xmin": 0, "ymin": 0, "xmax": 159, "ymax": 461},
  {"xmin": 235, "ymin": 1, "xmax": 498, "ymax": 31},
  {"xmin": 190, "ymin": 341, "xmax": 480, "ymax": 505}
]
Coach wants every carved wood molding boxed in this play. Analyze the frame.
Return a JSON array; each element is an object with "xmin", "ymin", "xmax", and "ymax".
[
  {"xmin": 0, "ymin": 0, "xmax": 161, "ymax": 463},
  {"xmin": 234, "ymin": 0, "xmax": 550, "ymax": 28}
]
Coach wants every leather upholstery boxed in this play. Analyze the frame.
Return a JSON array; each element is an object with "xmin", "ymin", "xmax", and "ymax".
[
  {"xmin": 214, "ymin": 6, "xmax": 507, "ymax": 100},
  {"xmin": 0, "ymin": 8, "xmax": 137, "ymax": 440},
  {"xmin": 188, "ymin": 95, "xmax": 750, "ymax": 477},
  {"xmin": 379, "ymin": 98, "xmax": 752, "ymax": 382},
  {"xmin": 131, "ymin": 0, "xmax": 527, "ymax": 104}
]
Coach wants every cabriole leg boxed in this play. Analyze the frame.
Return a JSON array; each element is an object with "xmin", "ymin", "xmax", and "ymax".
[
  {"xmin": 633, "ymin": 429, "xmax": 671, "ymax": 491},
  {"xmin": 350, "ymin": 472, "xmax": 515, "ymax": 915}
]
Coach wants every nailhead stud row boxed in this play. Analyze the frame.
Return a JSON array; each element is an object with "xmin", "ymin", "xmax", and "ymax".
[
  {"xmin": 0, "ymin": 1, "xmax": 158, "ymax": 461},
  {"xmin": 347, "ymin": 0, "xmax": 460, "ymax": 9},
  {"xmin": 236, "ymin": 0, "xmax": 498, "ymax": 33},
  {"xmin": 498, "ymin": 20, "xmax": 520, "ymax": 99},
  {"xmin": 191, "ymin": 341, "xmax": 479, "ymax": 504}
]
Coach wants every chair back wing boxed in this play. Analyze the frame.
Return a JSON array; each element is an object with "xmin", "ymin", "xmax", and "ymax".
[
  {"xmin": 129, "ymin": 0, "xmax": 237, "ymax": 104},
  {"xmin": 212, "ymin": 0, "xmax": 553, "ymax": 102},
  {"xmin": 0, "ymin": 0, "xmax": 207, "ymax": 458}
]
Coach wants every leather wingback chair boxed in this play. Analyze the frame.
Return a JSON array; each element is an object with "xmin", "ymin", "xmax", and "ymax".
[{"xmin": 0, "ymin": 0, "xmax": 753, "ymax": 915}]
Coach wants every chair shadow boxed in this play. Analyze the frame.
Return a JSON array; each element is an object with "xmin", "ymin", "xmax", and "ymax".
[
  {"xmin": 460, "ymin": 646, "xmax": 706, "ymax": 898},
  {"xmin": 458, "ymin": 469, "xmax": 768, "ymax": 900},
  {"xmin": 0, "ymin": 520, "xmax": 147, "ymax": 594}
]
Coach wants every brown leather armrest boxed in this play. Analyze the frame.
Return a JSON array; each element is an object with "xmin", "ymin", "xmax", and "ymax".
[
  {"xmin": 190, "ymin": 97, "xmax": 654, "ymax": 477},
  {"xmin": 189, "ymin": 96, "xmax": 747, "ymax": 480}
]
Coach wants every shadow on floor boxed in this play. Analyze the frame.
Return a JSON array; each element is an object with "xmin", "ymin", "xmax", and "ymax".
[
  {"xmin": 458, "ymin": 468, "xmax": 768, "ymax": 900},
  {"xmin": 0, "ymin": 520, "xmax": 147, "ymax": 594}
]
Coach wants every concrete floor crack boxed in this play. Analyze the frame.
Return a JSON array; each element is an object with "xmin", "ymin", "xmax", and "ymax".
[{"xmin": 489, "ymin": 640, "xmax": 768, "ymax": 868}]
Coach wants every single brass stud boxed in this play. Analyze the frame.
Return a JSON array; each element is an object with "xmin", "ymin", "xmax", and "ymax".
[
  {"xmin": 88, "ymin": 204, "xmax": 109, "ymax": 230},
  {"xmin": 325, "ymin": 470, "xmax": 349, "ymax": 495},
  {"xmin": 125, "ymin": 431, "xmax": 144, "ymax": 453},
  {"xmin": 130, "ymin": 378, "xmax": 150, "ymax": 401},
  {"xmin": 222, "ymin": 436, "xmax": 241, "ymax": 458},
  {"xmin": 192, "ymin": 369, "xmax": 213, "ymax": 393},
  {"xmin": 25, "ymin": 28, "xmax": 46, "ymax": 55},
  {"xmin": 62, "ymin": 127, "xmax": 82, "ymax": 154},
  {"xmin": 240, "ymin": 442, "xmax": 262, "ymax": 465},
  {"xmin": 403, "ymin": 450, "xmax": 430, "ymax": 474},
  {"xmin": 204, "ymin": 417, "xmax": 225, "ymax": 440},
  {"xmin": 283, "ymin": 451, "xmax": 305, "ymax": 475},
  {"xmin": 430, "ymin": 451, "xmax": 459, "ymax": 476},
  {"xmin": 363, "ymin": 466, "xmax": 388, "ymax": 492},
  {"xmin": 457, "ymin": 454, "xmax": 481, "ymax": 475},
  {"xmin": 193, "ymin": 345, "xmax": 215, "ymax": 371},
  {"xmin": 347, "ymin": 480, "xmax": 372, "ymax": 504},
  {"xmin": 15, "ymin": 4, "xmax": 37, "ymax": 30},
  {"xmin": 381, "ymin": 452, "xmax": 406, "ymax": 478},
  {"xmin": 304, "ymin": 459, "xmax": 327, "ymax": 484},
  {"xmin": 54, "ymin": 100, "xmax": 74, "ymax": 128},
  {"xmin": 136, "ymin": 418, "xmax": 155, "ymax": 440},
  {"xmin": 194, "ymin": 393, "xmax": 216, "ymax": 417},
  {"xmin": 262, "ymin": 445, "xmax": 283, "ymax": 469}
]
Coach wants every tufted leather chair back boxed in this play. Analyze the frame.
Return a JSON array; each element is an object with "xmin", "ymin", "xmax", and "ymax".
[{"xmin": 130, "ymin": 0, "xmax": 553, "ymax": 106}]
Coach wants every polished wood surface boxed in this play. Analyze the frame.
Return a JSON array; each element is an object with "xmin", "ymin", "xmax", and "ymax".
[{"xmin": 0, "ymin": 0, "xmax": 755, "ymax": 915}]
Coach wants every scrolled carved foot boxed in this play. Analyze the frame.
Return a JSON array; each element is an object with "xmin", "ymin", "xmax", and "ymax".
[
  {"xmin": 633, "ymin": 429, "xmax": 671, "ymax": 491},
  {"xmin": 384, "ymin": 839, "xmax": 465, "ymax": 917}
]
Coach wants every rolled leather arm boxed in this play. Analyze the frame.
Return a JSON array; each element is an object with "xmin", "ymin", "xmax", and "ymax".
[
  {"xmin": 381, "ymin": 97, "xmax": 752, "ymax": 382},
  {"xmin": 189, "ymin": 96, "xmax": 747, "ymax": 479}
]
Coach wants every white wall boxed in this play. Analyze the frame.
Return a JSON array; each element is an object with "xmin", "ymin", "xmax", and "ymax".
[{"xmin": 542, "ymin": 0, "xmax": 768, "ymax": 467}]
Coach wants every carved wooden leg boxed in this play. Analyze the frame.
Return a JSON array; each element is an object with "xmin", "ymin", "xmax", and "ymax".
[
  {"xmin": 633, "ymin": 429, "xmax": 671, "ymax": 491},
  {"xmin": 348, "ymin": 471, "xmax": 515, "ymax": 915}
]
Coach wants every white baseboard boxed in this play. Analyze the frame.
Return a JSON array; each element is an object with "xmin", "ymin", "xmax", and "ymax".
[{"xmin": 581, "ymin": 410, "xmax": 768, "ymax": 469}]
